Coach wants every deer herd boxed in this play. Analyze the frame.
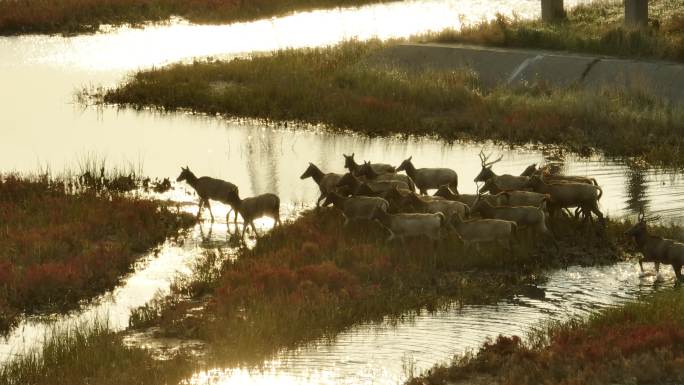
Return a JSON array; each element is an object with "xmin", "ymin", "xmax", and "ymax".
[{"xmin": 176, "ymin": 150, "xmax": 684, "ymax": 282}]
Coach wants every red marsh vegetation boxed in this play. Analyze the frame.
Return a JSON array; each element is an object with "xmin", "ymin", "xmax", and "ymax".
[{"xmin": 0, "ymin": 173, "xmax": 194, "ymax": 332}]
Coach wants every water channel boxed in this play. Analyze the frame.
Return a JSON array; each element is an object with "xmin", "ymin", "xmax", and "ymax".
[{"xmin": 1, "ymin": 0, "xmax": 683, "ymax": 383}]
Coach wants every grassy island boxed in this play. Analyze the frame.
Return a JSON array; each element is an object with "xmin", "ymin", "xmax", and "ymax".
[
  {"xmin": 407, "ymin": 289, "xmax": 684, "ymax": 385},
  {"xmin": 0, "ymin": 171, "xmax": 194, "ymax": 332}
]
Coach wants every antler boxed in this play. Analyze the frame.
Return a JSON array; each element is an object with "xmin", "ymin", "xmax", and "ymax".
[
  {"xmin": 478, "ymin": 149, "xmax": 503, "ymax": 167},
  {"xmin": 485, "ymin": 154, "xmax": 503, "ymax": 167},
  {"xmin": 478, "ymin": 149, "xmax": 486, "ymax": 166}
]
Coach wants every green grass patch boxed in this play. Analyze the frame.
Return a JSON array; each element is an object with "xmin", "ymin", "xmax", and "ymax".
[
  {"xmin": 103, "ymin": 39, "xmax": 684, "ymax": 167},
  {"xmin": 407, "ymin": 289, "xmax": 684, "ymax": 385},
  {"xmin": 428, "ymin": 0, "xmax": 684, "ymax": 62},
  {"xmin": 0, "ymin": 320, "xmax": 193, "ymax": 385},
  {"xmin": 128, "ymin": 208, "xmax": 630, "ymax": 366},
  {"xmin": 0, "ymin": 171, "xmax": 195, "ymax": 333},
  {"xmin": 0, "ymin": 0, "xmax": 393, "ymax": 36}
]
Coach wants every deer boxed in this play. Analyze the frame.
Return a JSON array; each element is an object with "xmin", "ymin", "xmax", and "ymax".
[
  {"xmin": 300, "ymin": 162, "xmax": 344, "ymax": 207},
  {"xmin": 336, "ymin": 172, "xmax": 409, "ymax": 195},
  {"xmin": 225, "ymin": 190, "xmax": 282, "ymax": 239},
  {"xmin": 474, "ymin": 150, "xmax": 530, "ymax": 191},
  {"xmin": 406, "ymin": 192, "xmax": 469, "ymax": 222},
  {"xmin": 371, "ymin": 207, "xmax": 447, "ymax": 245},
  {"xmin": 396, "ymin": 156, "xmax": 458, "ymax": 195},
  {"xmin": 432, "ymin": 184, "xmax": 523, "ymax": 210},
  {"xmin": 322, "ymin": 191, "xmax": 389, "ymax": 227},
  {"xmin": 625, "ymin": 209, "xmax": 684, "ymax": 282},
  {"xmin": 477, "ymin": 180, "xmax": 550, "ymax": 209},
  {"xmin": 433, "ymin": 185, "xmax": 479, "ymax": 208},
  {"xmin": 343, "ymin": 153, "xmax": 395, "ymax": 176},
  {"xmin": 450, "ymin": 214, "xmax": 518, "ymax": 253},
  {"xmin": 176, "ymin": 166, "xmax": 238, "ymax": 225},
  {"xmin": 357, "ymin": 161, "xmax": 416, "ymax": 192},
  {"xmin": 520, "ymin": 163, "xmax": 538, "ymax": 177},
  {"xmin": 527, "ymin": 175, "xmax": 604, "ymax": 224},
  {"xmin": 524, "ymin": 164, "xmax": 598, "ymax": 185},
  {"xmin": 471, "ymin": 197, "xmax": 557, "ymax": 250}
]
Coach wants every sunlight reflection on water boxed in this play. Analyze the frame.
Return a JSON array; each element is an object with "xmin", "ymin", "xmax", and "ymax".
[{"xmin": 0, "ymin": 0, "xmax": 681, "ymax": 383}]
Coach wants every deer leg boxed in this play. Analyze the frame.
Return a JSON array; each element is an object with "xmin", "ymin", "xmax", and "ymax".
[
  {"xmin": 316, "ymin": 193, "xmax": 325, "ymax": 207},
  {"xmin": 251, "ymin": 221, "xmax": 259, "ymax": 237},
  {"xmin": 205, "ymin": 200, "xmax": 215, "ymax": 222},
  {"xmin": 654, "ymin": 262, "xmax": 663, "ymax": 281},
  {"xmin": 226, "ymin": 208, "xmax": 232, "ymax": 227},
  {"xmin": 673, "ymin": 263, "xmax": 682, "ymax": 282},
  {"xmin": 419, "ymin": 188, "xmax": 427, "ymax": 195},
  {"xmin": 197, "ymin": 199, "xmax": 204, "ymax": 219},
  {"xmin": 273, "ymin": 207, "xmax": 282, "ymax": 227},
  {"xmin": 591, "ymin": 205, "xmax": 605, "ymax": 227},
  {"xmin": 385, "ymin": 230, "xmax": 396, "ymax": 244},
  {"xmin": 241, "ymin": 220, "xmax": 250, "ymax": 239}
]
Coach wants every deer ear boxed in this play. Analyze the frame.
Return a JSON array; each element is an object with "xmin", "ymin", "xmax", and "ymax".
[
  {"xmin": 351, "ymin": 153, "xmax": 354, "ymax": 158},
  {"xmin": 408, "ymin": 156, "xmax": 412, "ymax": 161}
]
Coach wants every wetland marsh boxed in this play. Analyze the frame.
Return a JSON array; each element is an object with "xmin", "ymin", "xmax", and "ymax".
[{"xmin": 2, "ymin": 1, "xmax": 684, "ymax": 384}]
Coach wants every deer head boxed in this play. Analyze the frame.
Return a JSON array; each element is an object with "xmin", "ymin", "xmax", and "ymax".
[{"xmin": 474, "ymin": 149, "xmax": 503, "ymax": 182}]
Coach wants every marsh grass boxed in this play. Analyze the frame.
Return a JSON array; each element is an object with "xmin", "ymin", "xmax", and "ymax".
[
  {"xmin": 0, "ymin": 171, "xmax": 195, "ymax": 333},
  {"xmin": 407, "ymin": 289, "xmax": 684, "ymax": 385},
  {"xmin": 0, "ymin": 0, "xmax": 392, "ymax": 35},
  {"xmin": 128, "ymin": 208, "xmax": 627, "ymax": 366},
  {"xmin": 0, "ymin": 320, "xmax": 193, "ymax": 385},
  {"xmin": 428, "ymin": 0, "xmax": 684, "ymax": 62},
  {"xmin": 104, "ymin": 39, "xmax": 684, "ymax": 167}
]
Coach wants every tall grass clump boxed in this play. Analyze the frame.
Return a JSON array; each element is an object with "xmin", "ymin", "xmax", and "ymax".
[
  {"xmin": 0, "ymin": 320, "xmax": 192, "ymax": 385},
  {"xmin": 127, "ymin": 208, "xmax": 627, "ymax": 366},
  {"xmin": 428, "ymin": 0, "xmax": 684, "ymax": 62},
  {"xmin": 104, "ymin": 39, "xmax": 684, "ymax": 167},
  {"xmin": 407, "ymin": 289, "xmax": 684, "ymax": 385},
  {"xmin": 0, "ymin": 0, "xmax": 392, "ymax": 35},
  {"xmin": 0, "ymin": 171, "xmax": 194, "ymax": 333}
]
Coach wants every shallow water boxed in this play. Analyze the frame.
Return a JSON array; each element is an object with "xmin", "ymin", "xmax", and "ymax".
[
  {"xmin": 2, "ymin": 0, "xmax": 684, "ymax": 381},
  {"xmin": 186, "ymin": 262, "xmax": 668, "ymax": 385}
]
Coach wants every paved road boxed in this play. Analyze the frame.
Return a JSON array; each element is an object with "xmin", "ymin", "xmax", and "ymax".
[{"xmin": 366, "ymin": 43, "xmax": 684, "ymax": 104}]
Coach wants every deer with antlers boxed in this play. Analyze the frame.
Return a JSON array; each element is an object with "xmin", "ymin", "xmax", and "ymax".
[
  {"xmin": 625, "ymin": 208, "xmax": 684, "ymax": 282},
  {"xmin": 474, "ymin": 150, "xmax": 531, "ymax": 191}
]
